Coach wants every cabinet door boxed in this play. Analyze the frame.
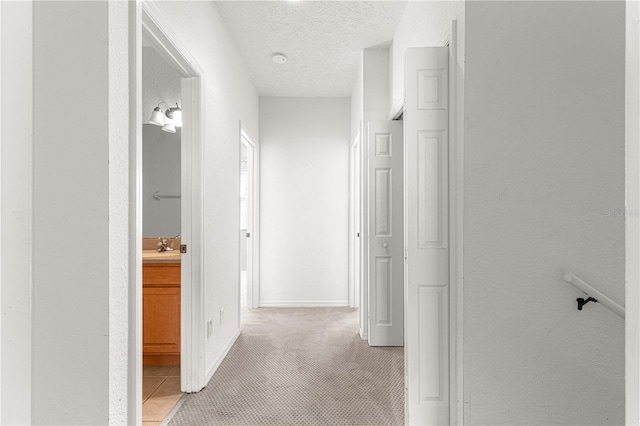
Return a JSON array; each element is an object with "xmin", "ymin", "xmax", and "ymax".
[{"xmin": 143, "ymin": 286, "xmax": 181, "ymax": 355}]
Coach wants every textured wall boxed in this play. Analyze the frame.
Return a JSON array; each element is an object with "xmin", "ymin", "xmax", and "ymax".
[
  {"xmin": 260, "ymin": 97, "xmax": 350, "ymax": 306},
  {"xmin": 153, "ymin": 1, "xmax": 259, "ymax": 379},
  {"xmin": 1, "ymin": 2, "xmax": 32, "ymax": 424},
  {"xmin": 463, "ymin": 2, "xmax": 625, "ymax": 424},
  {"xmin": 107, "ymin": 1, "xmax": 130, "ymax": 423}
]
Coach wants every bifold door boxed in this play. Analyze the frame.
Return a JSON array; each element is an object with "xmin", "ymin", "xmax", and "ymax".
[
  {"xmin": 367, "ymin": 120, "xmax": 404, "ymax": 347},
  {"xmin": 404, "ymin": 46, "xmax": 450, "ymax": 425}
]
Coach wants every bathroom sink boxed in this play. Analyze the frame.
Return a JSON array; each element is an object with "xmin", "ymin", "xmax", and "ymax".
[{"xmin": 142, "ymin": 249, "xmax": 181, "ymax": 263}]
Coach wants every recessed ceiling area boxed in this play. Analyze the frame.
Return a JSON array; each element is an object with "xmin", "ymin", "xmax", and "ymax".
[{"xmin": 214, "ymin": 1, "xmax": 408, "ymax": 97}]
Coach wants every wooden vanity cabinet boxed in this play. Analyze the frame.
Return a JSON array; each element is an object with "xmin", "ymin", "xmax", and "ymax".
[{"xmin": 143, "ymin": 262, "xmax": 180, "ymax": 366}]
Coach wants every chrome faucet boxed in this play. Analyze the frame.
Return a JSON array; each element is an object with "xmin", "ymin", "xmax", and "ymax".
[{"xmin": 157, "ymin": 238, "xmax": 171, "ymax": 252}]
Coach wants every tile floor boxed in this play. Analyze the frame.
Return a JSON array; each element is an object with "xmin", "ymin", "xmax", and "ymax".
[{"xmin": 143, "ymin": 365, "xmax": 183, "ymax": 425}]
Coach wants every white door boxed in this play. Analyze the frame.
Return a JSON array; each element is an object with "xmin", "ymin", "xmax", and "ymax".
[
  {"xmin": 368, "ymin": 120, "xmax": 404, "ymax": 347},
  {"xmin": 404, "ymin": 47, "xmax": 450, "ymax": 425}
]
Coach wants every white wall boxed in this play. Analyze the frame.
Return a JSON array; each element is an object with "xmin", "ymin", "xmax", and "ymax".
[
  {"xmin": 142, "ymin": 125, "xmax": 181, "ymax": 237},
  {"xmin": 463, "ymin": 2, "xmax": 625, "ymax": 424},
  {"xmin": 350, "ymin": 47, "xmax": 389, "ymax": 142},
  {"xmin": 32, "ymin": 2, "xmax": 111, "ymax": 423},
  {"xmin": 152, "ymin": 1, "xmax": 259, "ymax": 380},
  {"xmin": 142, "ymin": 46, "xmax": 181, "ymax": 238},
  {"xmin": 141, "ymin": 46, "xmax": 182, "ymax": 236},
  {"xmin": 1, "ymin": 2, "xmax": 32, "ymax": 424},
  {"xmin": 260, "ymin": 97, "xmax": 350, "ymax": 306},
  {"xmin": 363, "ymin": 48, "xmax": 390, "ymax": 122},
  {"xmin": 350, "ymin": 52, "xmax": 363, "ymax": 141}
]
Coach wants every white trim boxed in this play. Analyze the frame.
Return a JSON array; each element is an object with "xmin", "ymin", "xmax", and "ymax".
[
  {"xmin": 359, "ymin": 119, "xmax": 369, "ymax": 340},
  {"xmin": 204, "ymin": 329, "xmax": 240, "ymax": 384},
  {"xmin": 108, "ymin": 2, "xmax": 130, "ymax": 423},
  {"xmin": 128, "ymin": 2, "xmax": 143, "ymax": 423},
  {"xmin": 240, "ymin": 123, "xmax": 260, "ymax": 310},
  {"xmin": 259, "ymin": 300, "xmax": 350, "ymax": 308},
  {"xmin": 348, "ymin": 131, "xmax": 361, "ymax": 309},
  {"xmin": 445, "ymin": 19, "xmax": 464, "ymax": 426},
  {"xmin": 626, "ymin": 1, "xmax": 640, "ymax": 423},
  {"xmin": 0, "ymin": 2, "xmax": 3, "ymax": 420}
]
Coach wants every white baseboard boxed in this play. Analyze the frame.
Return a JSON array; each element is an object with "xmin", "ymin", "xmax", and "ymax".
[
  {"xmin": 259, "ymin": 300, "xmax": 349, "ymax": 308},
  {"xmin": 204, "ymin": 328, "xmax": 240, "ymax": 385}
]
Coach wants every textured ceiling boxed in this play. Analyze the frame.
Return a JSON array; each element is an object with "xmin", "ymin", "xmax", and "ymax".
[{"xmin": 215, "ymin": 1, "xmax": 408, "ymax": 97}]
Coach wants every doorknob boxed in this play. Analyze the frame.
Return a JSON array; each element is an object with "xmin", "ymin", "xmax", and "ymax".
[{"xmin": 383, "ymin": 243, "xmax": 388, "ymax": 248}]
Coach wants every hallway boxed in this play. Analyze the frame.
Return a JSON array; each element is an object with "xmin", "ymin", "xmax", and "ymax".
[{"xmin": 168, "ymin": 308, "xmax": 404, "ymax": 425}]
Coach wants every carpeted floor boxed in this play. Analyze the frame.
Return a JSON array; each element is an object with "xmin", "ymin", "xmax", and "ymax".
[{"xmin": 168, "ymin": 307, "xmax": 404, "ymax": 426}]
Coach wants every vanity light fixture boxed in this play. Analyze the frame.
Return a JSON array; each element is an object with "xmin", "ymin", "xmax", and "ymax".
[
  {"xmin": 147, "ymin": 102, "xmax": 182, "ymax": 132},
  {"xmin": 148, "ymin": 106, "xmax": 165, "ymax": 126},
  {"xmin": 161, "ymin": 118, "xmax": 176, "ymax": 134}
]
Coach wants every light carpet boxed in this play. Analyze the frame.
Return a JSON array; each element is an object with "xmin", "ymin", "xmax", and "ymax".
[{"xmin": 168, "ymin": 307, "xmax": 404, "ymax": 425}]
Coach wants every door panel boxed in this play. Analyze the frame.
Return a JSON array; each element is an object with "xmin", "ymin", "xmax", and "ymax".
[
  {"xmin": 405, "ymin": 46, "xmax": 450, "ymax": 425},
  {"xmin": 368, "ymin": 120, "xmax": 403, "ymax": 347}
]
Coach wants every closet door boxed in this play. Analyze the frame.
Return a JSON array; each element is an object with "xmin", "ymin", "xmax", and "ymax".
[
  {"xmin": 404, "ymin": 46, "xmax": 450, "ymax": 425},
  {"xmin": 367, "ymin": 120, "xmax": 404, "ymax": 347}
]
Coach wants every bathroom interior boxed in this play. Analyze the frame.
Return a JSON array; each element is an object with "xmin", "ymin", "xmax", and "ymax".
[{"xmin": 141, "ymin": 43, "xmax": 184, "ymax": 423}]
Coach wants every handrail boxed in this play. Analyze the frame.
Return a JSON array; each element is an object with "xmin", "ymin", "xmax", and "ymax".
[
  {"xmin": 563, "ymin": 272, "xmax": 624, "ymax": 318},
  {"xmin": 153, "ymin": 191, "xmax": 181, "ymax": 200}
]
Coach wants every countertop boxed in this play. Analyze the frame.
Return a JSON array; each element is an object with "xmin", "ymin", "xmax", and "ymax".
[{"xmin": 142, "ymin": 249, "xmax": 181, "ymax": 264}]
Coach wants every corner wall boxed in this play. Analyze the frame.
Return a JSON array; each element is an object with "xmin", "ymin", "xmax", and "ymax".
[
  {"xmin": 463, "ymin": 2, "xmax": 625, "ymax": 424},
  {"xmin": 260, "ymin": 97, "xmax": 350, "ymax": 306}
]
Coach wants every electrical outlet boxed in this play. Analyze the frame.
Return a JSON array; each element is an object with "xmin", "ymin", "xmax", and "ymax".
[{"xmin": 220, "ymin": 308, "xmax": 224, "ymax": 325}]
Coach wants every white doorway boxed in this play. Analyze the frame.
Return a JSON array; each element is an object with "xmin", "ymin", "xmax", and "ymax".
[
  {"xmin": 130, "ymin": 3, "xmax": 206, "ymax": 423},
  {"xmin": 240, "ymin": 124, "xmax": 260, "ymax": 311}
]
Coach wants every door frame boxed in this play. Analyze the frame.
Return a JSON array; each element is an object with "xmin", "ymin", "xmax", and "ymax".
[
  {"xmin": 349, "ymin": 131, "xmax": 361, "ymax": 309},
  {"xmin": 442, "ymin": 20, "xmax": 463, "ymax": 426},
  {"xmin": 239, "ymin": 123, "xmax": 260, "ymax": 310},
  {"xmin": 130, "ymin": 1, "xmax": 206, "ymax": 422}
]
